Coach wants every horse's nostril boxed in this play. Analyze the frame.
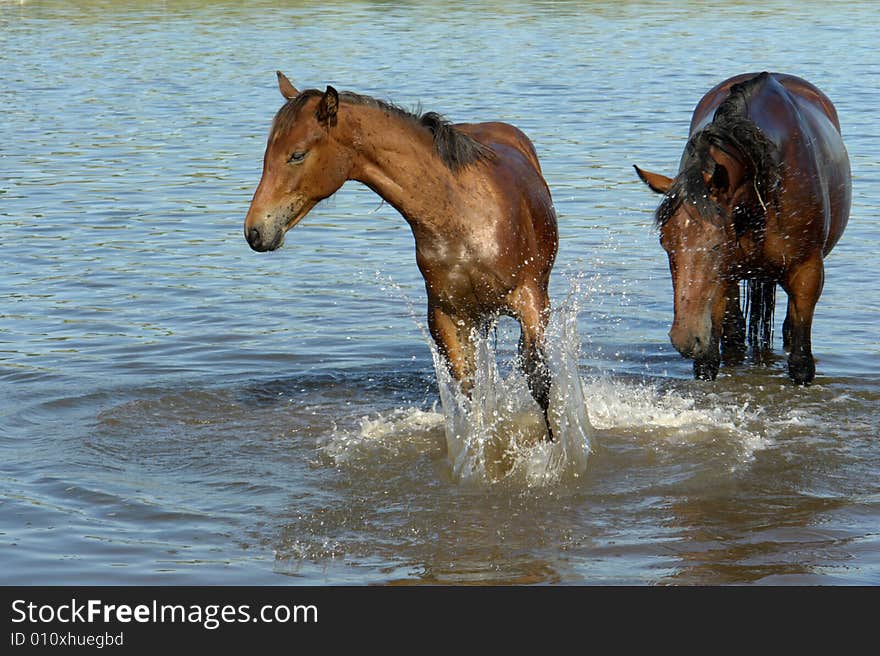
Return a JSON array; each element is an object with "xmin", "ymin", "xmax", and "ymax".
[{"xmin": 247, "ymin": 226, "xmax": 261, "ymax": 247}]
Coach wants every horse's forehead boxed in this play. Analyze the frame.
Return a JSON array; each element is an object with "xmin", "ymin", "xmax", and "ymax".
[
  {"xmin": 663, "ymin": 201, "xmax": 722, "ymax": 237},
  {"xmin": 268, "ymin": 122, "xmax": 291, "ymax": 146},
  {"xmin": 268, "ymin": 119, "xmax": 303, "ymax": 150},
  {"xmin": 269, "ymin": 97, "xmax": 317, "ymax": 142}
]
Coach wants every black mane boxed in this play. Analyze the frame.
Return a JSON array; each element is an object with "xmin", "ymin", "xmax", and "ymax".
[
  {"xmin": 273, "ymin": 89, "xmax": 494, "ymax": 172},
  {"xmin": 656, "ymin": 72, "xmax": 782, "ymax": 231}
]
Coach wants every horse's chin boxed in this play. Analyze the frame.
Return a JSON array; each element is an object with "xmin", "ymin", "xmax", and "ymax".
[
  {"xmin": 265, "ymin": 234, "xmax": 286, "ymax": 252},
  {"xmin": 279, "ymin": 201, "xmax": 317, "ymax": 239}
]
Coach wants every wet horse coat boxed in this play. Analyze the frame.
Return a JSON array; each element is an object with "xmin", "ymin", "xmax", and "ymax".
[
  {"xmin": 635, "ymin": 72, "xmax": 851, "ymax": 383},
  {"xmin": 245, "ymin": 73, "xmax": 558, "ymax": 437}
]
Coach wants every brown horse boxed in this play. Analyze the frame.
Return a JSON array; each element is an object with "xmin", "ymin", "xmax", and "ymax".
[
  {"xmin": 635, "ymin": 72, "xmax": 851, "ymax": 383},
  {"xmin": 245, "ymin": 72, "xmax": 558, "ymax": 438}
]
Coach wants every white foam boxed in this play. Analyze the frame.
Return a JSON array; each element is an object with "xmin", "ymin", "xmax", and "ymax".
[
  {"xmin": 318, "ymin": 407, "xmax": 444, "ymax": 464},
  {"xmin": 583, "ymin": 376, "xmax": 773, "ymax": 462}
]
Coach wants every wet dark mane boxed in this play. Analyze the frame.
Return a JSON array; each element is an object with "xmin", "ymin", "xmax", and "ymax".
[
  {"xmin": 656, "ymin": 72, "xmax": 782, "ymax": 232},
  {"xmin": 273, "ymin": 89, "xmax": 495, "ymax": 171}
]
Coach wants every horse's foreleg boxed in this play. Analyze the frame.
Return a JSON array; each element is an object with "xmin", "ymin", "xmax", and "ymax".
[
  {"xmin": 427, "ymin": 304, "xmax": 476, "ymax": 393},
  {"xmin": 782, "ymin": 256, "xmax": 824, "ymax": 385},
  {"xmin": 511, "ymin": 287, "xmax": 554, "ymax": 441}
]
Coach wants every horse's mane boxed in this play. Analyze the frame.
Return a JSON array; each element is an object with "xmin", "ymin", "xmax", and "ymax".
[
  {"xmin": 655, "ymin": 72, "xmax": 782, "ymax": 233},
  {"xmin": 274, "ymin": 89, "xmax": 495, "ymax": 172}
]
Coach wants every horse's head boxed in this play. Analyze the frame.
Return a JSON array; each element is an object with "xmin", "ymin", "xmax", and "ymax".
[
  {"xmin": 634, "ymin": 144, "xmax": 748, "ymax": 378},
  {"xmin": 244, "ymin": 72, "xmax": 350, "ymax": 252}
]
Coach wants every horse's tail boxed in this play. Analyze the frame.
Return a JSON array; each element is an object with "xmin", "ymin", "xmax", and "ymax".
[{"xmin": 743, "ymin": 279, "xmax": 776, "ymax": 350}]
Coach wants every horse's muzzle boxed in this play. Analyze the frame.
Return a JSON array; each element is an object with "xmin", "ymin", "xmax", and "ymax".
[
  {"xmin": 669, "ymin": 329, "xmax": 708, "ymax": 360},
  {"xmin": 669, "ymin": 329, "xmax": 720, "ymax": 379},
  {"xmin": 245, "ymin": 224, "xmax": 283, "ymax": 252}
]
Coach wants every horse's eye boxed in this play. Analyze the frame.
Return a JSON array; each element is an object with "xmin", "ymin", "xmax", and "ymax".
[{"xmin": 288, "ymin": 151, "xmax": 307, "ymax": 164}]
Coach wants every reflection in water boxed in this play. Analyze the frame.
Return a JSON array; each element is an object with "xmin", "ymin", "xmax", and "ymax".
[{"xmin": 663, "ymin": 494, "xmax": 854, "ymax": 584}]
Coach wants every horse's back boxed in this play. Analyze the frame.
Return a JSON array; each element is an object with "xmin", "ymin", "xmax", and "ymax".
[
  {"xmin": 456, "ymin": 121, "xmax": 553, "ymax": 223},
  {"xmin": 692, "ymin": 73, "xmax": 850, "ymax": 255},
  {"xmin": 690, "ymin": 73, "xmax": 842, "ymax": 133},
  {"xmin": 456, "ymin": 121, "xmax": 543, "ymax": 173}
]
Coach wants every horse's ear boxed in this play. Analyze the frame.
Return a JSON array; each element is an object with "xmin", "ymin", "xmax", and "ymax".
[
  {"xmin": 702, "ymin": 160, "xmax": 729, "ymax": 195},
  {"xmin": 702, "ymin": 145, "xmax": 745, "ymax": 199},
  {"xmin": 634, "ymin": 165, "xmax": 673, "ymax": 194},
  {"xmin": 276, "ymin": 71, "xmax": 299, "ymax": 100},
  {"xmin": 316, "ymin": 86, "xmax": 339, "ymax": 126}
]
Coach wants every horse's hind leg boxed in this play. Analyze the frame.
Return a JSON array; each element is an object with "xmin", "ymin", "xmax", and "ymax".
[
  {"xmin": 782, "ymin": 256, "xmax": 824, "ymax": 385},
  {"xmin": 782, "ymin": 303, "xmax": 793, "ymax": 351},
  {"xmin": 721, "ymin": 282, "xmax": 746, "ymax": 364},
  {"xmin": 510, "ymin": 286, "xmax": 554, "ymax": 441},
  {"xmin": 748, "ymin": 279, "xmax": 776, "ymax": 352}
]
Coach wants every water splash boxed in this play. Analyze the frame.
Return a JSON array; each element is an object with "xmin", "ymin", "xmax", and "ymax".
[
  {"xmin": 430, "ymin": 280, "xmax": 593, "ymax": 486},
  {"xmin": 323, "ymin": 273, "xmax": 772, "ymax": 483}
]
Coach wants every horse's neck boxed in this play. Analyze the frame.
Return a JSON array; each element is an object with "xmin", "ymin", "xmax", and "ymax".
[{"xmin": 343, "ymin": 106, "xmax": 461, "ymax": 233}]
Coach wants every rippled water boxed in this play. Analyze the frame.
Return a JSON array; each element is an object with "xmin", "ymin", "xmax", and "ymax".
[{"xmin": 1, "ymin": 0, "xmax": 878, "ymax": 584}]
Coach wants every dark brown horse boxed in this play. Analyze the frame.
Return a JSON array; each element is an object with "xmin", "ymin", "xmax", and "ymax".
[
  {"xmin": 635, "ymin": 72, "xmax": 851, "ymax": 384},
  {"xmin": 245, "ymin": 72, "xmax": 558, "ymax": 438}
]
